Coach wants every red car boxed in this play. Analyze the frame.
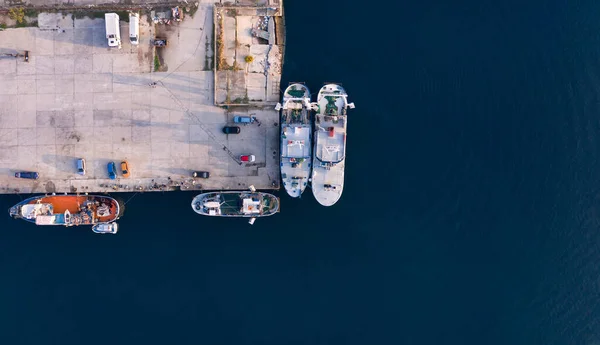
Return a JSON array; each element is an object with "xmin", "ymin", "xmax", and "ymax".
[{"xmin": 240, "ymin": 155, "xmax": 255, "ymax": 162}]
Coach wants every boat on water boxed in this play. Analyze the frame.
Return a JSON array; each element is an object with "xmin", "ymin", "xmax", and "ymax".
[
  {"xmin": 311, "ymin": 84, "xmax": 355, "ymax": 206},
  {"xmin": 279, "ymin": 83, "xmax": 312, "ymax": 198},
  {"xmin": 9, "ymin": 194, "xmax": 122, "ymax": 227},
  {"xmin": 191, "ymin": 189, "xmax": 279, "ymax": 220},
  {"xmin": 92, "ymin": 222, "xmax": 119, "ymax": 234}
]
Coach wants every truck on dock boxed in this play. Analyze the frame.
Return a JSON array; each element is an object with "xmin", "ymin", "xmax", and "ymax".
[
  {"xmin": 129, "ymin": 12, "xmax": 139, "ymax": 45},
  {"xmin": 105, "ymin": 13, "xmax": 121, "ymax": 48}
]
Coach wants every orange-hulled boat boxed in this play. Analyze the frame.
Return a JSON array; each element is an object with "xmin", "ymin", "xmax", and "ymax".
[{"xmin": 9, "ymin": 194, "xmax": 122, "ymax": 226}]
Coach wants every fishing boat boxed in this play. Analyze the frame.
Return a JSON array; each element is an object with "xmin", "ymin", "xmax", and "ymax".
[
  {"xmin": 9, "ymin": 194, "xmax": 122, "ymax": 227},
  {"xmin": 278, "ymin": 83, "xmax": 312, "ymax": 198},
  {"xmin": 311, "ymin": 84, "xmax": 355, "ymax": 206},
  {"xmin": 191, "ymin": 188, "xmax": 279, "ymax": 222}
]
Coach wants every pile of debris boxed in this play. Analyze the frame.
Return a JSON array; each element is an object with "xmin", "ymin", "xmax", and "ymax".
[
  {"xmin": 151, "ymin": 7, "xmax": 184, "ymax": 25},
  {"xmin": 256, "ymin": 15, "xmax": 269, "ymax": 30},
  {"xmin": 252, "ymin": 16, "xmax": 273, "ymax": 44},
  {"xmin": 172, "ymin": 7, "xmax": 184, "ymax": 22}
]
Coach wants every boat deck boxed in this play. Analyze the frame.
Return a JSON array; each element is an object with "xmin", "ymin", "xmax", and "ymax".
[
  {"xmin": 282, "ymin": 126, "xmax": 311, "ymax": 158},
  {"xmin": 311, "ymin": 84, "xmax": 351, "ymax": 206},
  {"xmin": 281, "ymin": 125, "xmax": 311, "ymax": 197},
  {"xmin": 311, "ymin": 159, "xmax": 345, "ymax": 206},
  {"xmin": 314, "ymin": 115, "xmax": 346, "ymax": 163},
  {"xmin": 314, "ymin": 87, "xmax": 348, "ymax": 163},
  {"xmin": 193, "ymin": 192, "xmax": 279, "ymax": 217},
  {"xmin": 281, "ymin": 104, "xmax": 310, "ymax": 125},
  {"xmin": 280, "ymin": 83, "xmax": 312, "ymax": 198},
  {"xmin": 219, "ymin": 193, "xmax": 244, "ymax": 216},
  {"xmin": 31, "ymin": 195, "xmax": 119, "ymax": 223}
]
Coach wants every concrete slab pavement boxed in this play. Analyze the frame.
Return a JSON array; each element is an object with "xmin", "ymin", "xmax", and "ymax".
[{"xmin": 0, "ymin": 8, "xmax": 280, "ymax": 194}]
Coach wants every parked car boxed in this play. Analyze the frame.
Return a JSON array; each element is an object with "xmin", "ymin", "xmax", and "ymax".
[
  {"xmin": 76, "ymin": 158, "xmax": 86, "ymax": 175},
  {"xmin": 192, "ymin": 171, "xmax": 210, "ymax": 178},
  {"xmin": 120, "ymin": 161, "xmax": 130, "ymax": 178},
  {"xmin": 233, "ymin": 116, "xmax": 255, "ymax": 125},
  {"xmin": 222, "ymin": 126, "xmax": 241, "ymax": 134},
  {"xmin": 107, "ymin": 162, "xmax": 117, "ymax": 179},
  {"xmin": 14, "ymin": 171, "xmax": 39, "ymax": 179},
  {"xmin": 152, "ymin": 38, "xmax": 167, "ymax": 47},
  {"xmin": 240, "ymin": 154, "xmax": 256, "ymax": 163}
]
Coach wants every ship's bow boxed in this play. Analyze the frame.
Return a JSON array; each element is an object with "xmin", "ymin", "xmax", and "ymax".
[{"xmin": 8, "ymin": 205, "xmax": 20, "ymax": 218}]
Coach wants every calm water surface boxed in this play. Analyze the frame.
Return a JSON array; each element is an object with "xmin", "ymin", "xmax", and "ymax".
[{"xmin": 2, "ymin": 0, "xmax": 600, "ymax": 344}]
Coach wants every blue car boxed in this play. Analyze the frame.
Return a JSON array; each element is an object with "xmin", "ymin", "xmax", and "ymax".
[
  {"xmin": 14, "ymin": 171, "xmax": 39, "ymax": 179},
  {"xmin": 107, "ymin": 162, "xmax": 117, "ymax": 179},
  {"xmin": 233, "ymin": 116, "xmax": 255, "ymax": 125}
]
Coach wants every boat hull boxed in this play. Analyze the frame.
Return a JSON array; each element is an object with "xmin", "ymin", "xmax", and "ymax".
[
  {"xmin": 9, "ymin": 194, "xmax": 122, "ymax": 226},
  {"xmin": 191, "ymin": 191, "xmax": 280, "ymax": 217},
  {"xmin": 311, "ymin": 83, "xmax": 350, "ymax": 207},
  {"xmin": 280, "ymin": 83, "xmax": 312, "ymax": 198}
]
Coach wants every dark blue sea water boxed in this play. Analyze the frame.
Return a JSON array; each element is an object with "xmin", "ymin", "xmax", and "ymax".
[{"xmin": 3, "ymin": 0, "xmax": 600, "ymax": 344}]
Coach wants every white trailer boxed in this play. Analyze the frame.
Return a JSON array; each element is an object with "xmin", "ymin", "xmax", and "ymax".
[
  {"xmin": 105, "ymin": 13, "xmax": 121, "ymax": 48},
  {"xmin": 129, "ymin": 12, "xmax": 139, "ymax": 45}
]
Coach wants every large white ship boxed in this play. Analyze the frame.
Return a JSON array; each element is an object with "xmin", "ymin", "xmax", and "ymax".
[
  {"xmin": 311, "ymin": 84, "xmax": 355, "ymax": 206},
  {"xmin": 278, "ymin": 83, "xmax": 312, "ymax": 198}
]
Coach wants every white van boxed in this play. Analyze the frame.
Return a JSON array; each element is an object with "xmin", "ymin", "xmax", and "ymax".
[
  {"xmin": 104, "ymin": 13, "xmax": 121, "ymax": 48},
  {"xmin": 129, "ymin": 12, "xmax": 139, "ymax": 45}
]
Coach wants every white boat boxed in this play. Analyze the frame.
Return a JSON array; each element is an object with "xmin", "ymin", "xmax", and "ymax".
[
  {"xmin": 191, "ymin": 189, "xmax": 280, "ymax": 218},
  {"xmin": 311, "ymin": 84, "xmax": 355, "ymax": 206},
  {"xmin": 92, "ymin": 222, "xmax": 118, "ymax": 234},
  {"xmin": 278, "ymin": 83, "xmax": 312, "ymax": 198}
]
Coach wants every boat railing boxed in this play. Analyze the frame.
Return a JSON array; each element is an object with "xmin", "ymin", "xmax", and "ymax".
[
  {"xmin": 281, "ymin": 156, "xmax": 311, "ymax": 159},
  {"xmin": 314, "ymin": 155, "xmax": 345, "ymax": 166}
]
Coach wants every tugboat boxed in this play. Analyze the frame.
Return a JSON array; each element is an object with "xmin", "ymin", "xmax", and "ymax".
[
  {"xmin": 9, "ymin": 194, "xmax": 122, "ymax": 231},
  {"xmin": 311, "ymin": 84, "xmax": 355, "ymax": 206},
  {"xmin": 277, "ymin": 83, "xmax": 312, "ymax": 198},
  {"xmin": 191, "ymin": 186, "xmax": 279, "ymax": 224}
]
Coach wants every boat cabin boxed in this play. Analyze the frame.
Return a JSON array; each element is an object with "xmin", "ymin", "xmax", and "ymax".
[
  {"xmin": 202, "ymin": 201, "xmax": 222, "ymax": 216},
  {"xmin": 242, "ymin": 197, "xmax": 261, "ymax": 215}
]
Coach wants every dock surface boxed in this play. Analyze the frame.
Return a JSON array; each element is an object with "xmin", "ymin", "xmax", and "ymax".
[{"xmin": 0, "ymin": 2, "xmax": 283, "ymax": 194}]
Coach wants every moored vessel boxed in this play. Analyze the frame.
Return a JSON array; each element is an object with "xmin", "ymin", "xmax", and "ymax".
[
  {"xmin": 311, "ymin": 84, "xmax": 355, "ymax": 206},
  {"xmin": 9, "ymin": 194, "xmax": 122, "ymax": 227},
  {"xmin": 191, "ymin": 189, "xmax": 279, "ymax": 218},
  {"xmin": 92, "ymin": 223, "xmax": 119, "ymax": 234},
  {"xmin": 278, "ymin": 83, "xmax": 312, "ymax": 198}
]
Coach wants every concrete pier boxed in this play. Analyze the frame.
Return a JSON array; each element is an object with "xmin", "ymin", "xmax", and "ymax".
[{"xmin": 0, "ymin": 1, "xmax": 283, "ymax": 194}]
